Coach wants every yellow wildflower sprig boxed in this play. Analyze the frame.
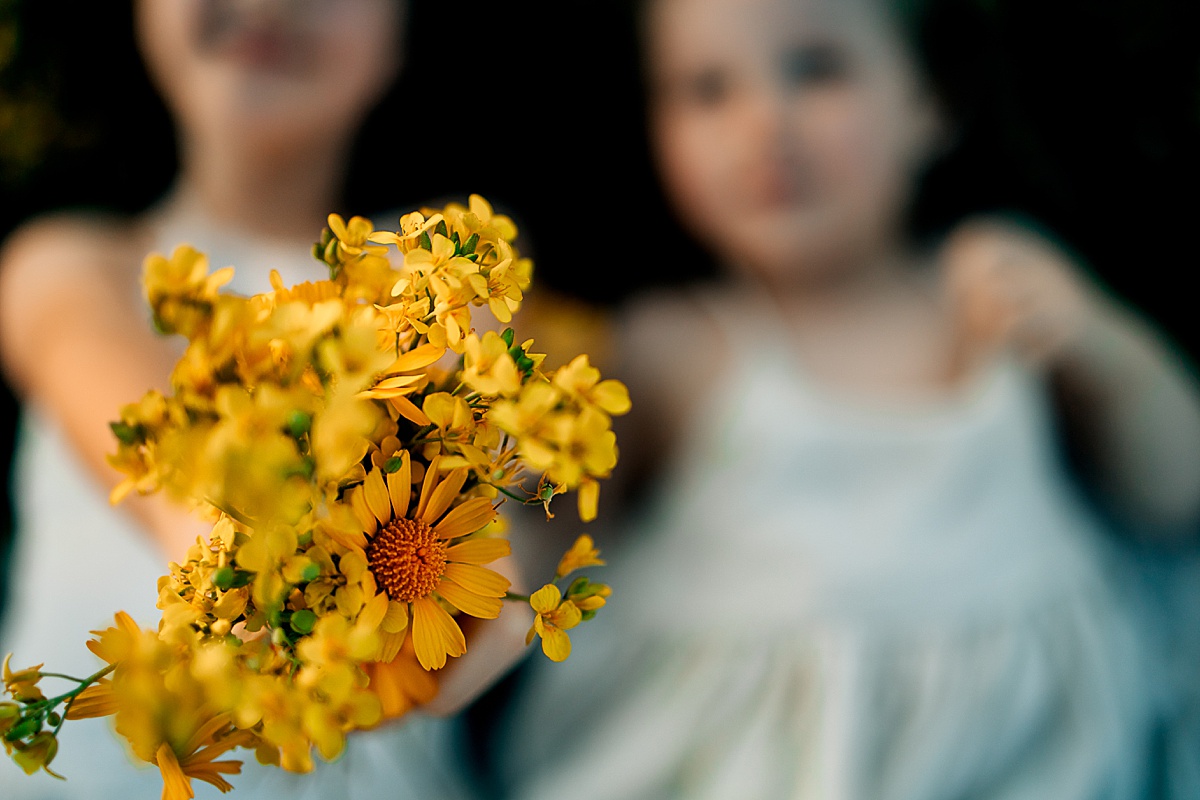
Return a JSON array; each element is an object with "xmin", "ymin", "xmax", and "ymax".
[
  {"xmin": 1, "ymin": 654, "xmax": 117, "ymax": 779},
  {"xmin": 7, "ymin": 196, "xmax": 623, "ymax": 795},
  {"xmin": 511, "ymin": 534, "xmax": 612, "ymax": 663}
]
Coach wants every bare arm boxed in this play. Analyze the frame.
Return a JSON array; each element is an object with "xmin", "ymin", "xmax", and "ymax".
[
  {"xmin": 945, "ymin": 219, "xmax": 1200, "ymax": 537},
  {"xmin": 0, "ymin": 215, "xmax": 210, "ymax": 560}
]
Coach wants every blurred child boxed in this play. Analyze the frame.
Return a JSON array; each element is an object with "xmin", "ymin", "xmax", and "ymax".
[
  {"xmin": 495, "ymin": 0, "xmax": 1200, "ymax": 797},
  {"xmin": 0, "ymin": 1, "xmax": 525, "ymax": 796}
]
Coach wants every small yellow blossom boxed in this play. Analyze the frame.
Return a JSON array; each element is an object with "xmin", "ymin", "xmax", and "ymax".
[
  {"xmin": 526, "ymin": 584, "xmax": 582, "ymax": 662},
  {"xmin": 2, "ymin": 654, "xmax": 44, "ymax": 702},
  {"xmin": 556, "ymin": 534, "xmax": 606, "ymax": 579}
]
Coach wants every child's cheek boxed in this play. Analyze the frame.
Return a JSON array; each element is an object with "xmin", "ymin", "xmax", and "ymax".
[
  {"xmin": 654, "ymin": 110, "xmax": 742, "ymax": 231},
  {"xmin": 791, "ymin": 89, "xmax": 916, "ymax": 240}
]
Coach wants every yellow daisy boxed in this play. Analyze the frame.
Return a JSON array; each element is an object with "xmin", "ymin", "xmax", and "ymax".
[{"xmin": 349, "ymin": 454, "xmax": 511, "ymax": 670}]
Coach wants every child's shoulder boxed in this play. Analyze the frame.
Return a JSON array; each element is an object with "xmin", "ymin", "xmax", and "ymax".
[
  {"xmin": 1, "ymin": 210, "xmax": 148, "ymax": 289},
  {"xmin": 614, "ymin": 282, "xmax": 736, "ymax": 423},
  {"xmin": 0, "ymin": 210, "xmax": 150, "ymax": 386}
]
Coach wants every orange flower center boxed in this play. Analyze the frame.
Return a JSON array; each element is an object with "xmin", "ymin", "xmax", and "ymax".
[{"xmin": 367, "ymin": 517, "xmax": 447, "ymax": 602}]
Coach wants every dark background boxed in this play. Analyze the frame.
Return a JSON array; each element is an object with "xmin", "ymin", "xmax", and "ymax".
[{"xmin": 1, "ymin": 0, "xmax": 1198, "ymax": 633}]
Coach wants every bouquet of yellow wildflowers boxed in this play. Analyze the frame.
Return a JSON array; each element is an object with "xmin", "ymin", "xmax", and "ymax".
[{"xmin": 0, "ymin": 195, "xmax": 627, "ymax": 796}]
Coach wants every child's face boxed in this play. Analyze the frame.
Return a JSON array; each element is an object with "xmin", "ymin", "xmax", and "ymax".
[
  {"xmin": 645, "ymin": 0, "xmax": 944, "ymax": 284},
  {"xmin": 136, "ymin": 0, "xmax": 403, "ymax": 154}
]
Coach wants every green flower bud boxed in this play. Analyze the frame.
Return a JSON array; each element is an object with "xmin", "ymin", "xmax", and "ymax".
[
  {"xmin": 290, "ymin": 609, "xmax": 317, "ymax": 634},
  {"xmin": 213, "ymin": 566, "xmax": 235, "ymax": 591},
  {"xmin": 287, "ymin": 410, "xmax": 312, "ymax": 438}
]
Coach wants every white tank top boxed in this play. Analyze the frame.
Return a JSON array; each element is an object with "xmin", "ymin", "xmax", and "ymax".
[{"xmin": 499, "ymin": 289, "xmax": 1160, "ymax": 800}]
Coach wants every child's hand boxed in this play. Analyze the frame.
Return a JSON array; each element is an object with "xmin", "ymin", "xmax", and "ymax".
[{"xmin": 943, "ymin": 218, "xmax": 1099, "ymax": 368}]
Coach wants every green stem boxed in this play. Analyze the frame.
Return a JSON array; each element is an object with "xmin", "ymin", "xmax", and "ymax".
[
  {"xmin": 503, "ymin": 592, "xmax": 531, "ymax": 603},
  {"xmin": 35, "ymin": 672, "xmax": 94, "ymax": 683},
  {"xmin": 494, "ymin": 485, "xmax": 536, "ymax": 505},
  {"xmin": 206, "ymin": 497, "xmax": 256, "ymax": 528},
  {"xmin": 38, "ymin": 663, "xmax": 116, "ymax": 709}
]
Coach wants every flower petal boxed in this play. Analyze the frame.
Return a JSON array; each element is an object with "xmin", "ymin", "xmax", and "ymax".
[
  {"xmin": 436, "ymin": 580, "xmax": 503, "ymax": 619},
  {"xmin": 64, "ymin": 682, "xmax": 118, "ymax": 719},
  {"xmin": 411, "ymin": 597, "xmax": 466, "ymax": 670},
  {"xmin": 349, "ymin": 486, "xmax": 377, "ymax": 536},
  {"xmin": 445, "ymin": 538, "xmax": 511, "ymax": 565},
  {"xmin": 577, "ymin": 478, "xmax": 600, "ymax": 523},
  {"xmin": 386, "ymin": 453, "xmax": 411, "ymax": 519},
  {"xmin": 156, "ymin": 743, "xmax": 196, "ymax": 800},
  {"xmin": 530, "ymin": 584, "xmax": 562, "ymax": 614},
  {"xmin": 386, "ymin": 343, "xmax": 447, "ymax": 373},
  {"xmin": 421, "ymin": 468, "xmax": 469, "ymax": 525},
  {"xmin": 433, "ymin": 498, "xmax": 496, "ymax": 539},
  {"xmin": 414, "ymin": 455, "xmax": 442, "ymax": 520},
  {"xmin": 358, "ymin": 591, "xmax": 389, "ymax": 631},
  {"xmin": 363, "ymin": 469, "xmax": 391, "ymax": 526},
  {"xmin": 540, "ymin": 626, "xmax": 572, "ymax": 662},
  {"xmin": 443, "ymin": 562, "xmax": 509, "ymax": 597},
  {"xmin": 390, "ymin": 394, "xmax": 431, "ymax": 426}
]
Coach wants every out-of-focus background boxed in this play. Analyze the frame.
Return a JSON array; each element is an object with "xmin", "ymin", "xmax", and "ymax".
[{"xmin": 0, "ymin": 0, "xmax": 1197, "ymax": 628}]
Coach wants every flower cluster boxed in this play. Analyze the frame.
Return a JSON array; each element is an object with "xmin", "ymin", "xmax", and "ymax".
[{"xmin": 2, "ymin": 196, "xmax": 624, "ymax": 797}]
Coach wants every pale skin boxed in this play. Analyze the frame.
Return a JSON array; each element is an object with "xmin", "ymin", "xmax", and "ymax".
[
  {"xmin": 944, "ymin": 220, "xmax": 1200, "ymax": 532},
  {"xmin": 0, "ymin": 0, "xmax": 526, "ymax": 716},
  {"xmin": 610, "ymin": 0, "xmax": 1200, "ymax": 539}
]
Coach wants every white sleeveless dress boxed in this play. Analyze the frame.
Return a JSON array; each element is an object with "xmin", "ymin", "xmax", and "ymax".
[
  {"xmin": 497, "ymin": 300, "xmax": 1173, "ymax": 799},
  {"xmin": 0, "ymin": 197, "xmax": 477, "ymax": 799}
]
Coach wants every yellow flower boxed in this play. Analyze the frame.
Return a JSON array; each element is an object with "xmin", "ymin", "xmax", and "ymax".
[
  {"xmin": 552, "ymin": 354, "xmax": 632, "ymax": 416},
  {"xmin": 520, "ymin": 406, "xmax": 618, "ymax": 502},
  {"xmin": 2, "ymin": 653, "xmax": 44, "ymax": 702},
  {"xmin": 10, "ymin": 731, "xmax": 62, "ymax": 779},
  {"xmin": 525, "ymin": 584, "xmax": 581, "ymax": 662},
  {"xmin": 368, "ymin": 210, "xmax": 443, "ymax": 252},
  {"xmin": 348, "ymin": 456, "xmax": 511, "ymax": 670},
  {"xmin": 442, "ymin": 194, "xmax": 518, "ymax": 246},
  {"xmin": 565, "ymin": 577, "xmax": 611, "ymax": 613},
  {"xmin": 143, "ymin": 244, "xmax": 234, "ymax": 336},
  {"xmin": 265, "ymin": 269, "xmax": 342, "ymax": 306},
  {"xmin": 555, "ymin": 534, "xmax": 605, "ymax": 579},
  {"xmin": 422, "ymin": 392, "xmax": 494, "ymax": 468},
  {"xmin": 65, "ymin": 679, "xmax": 120, "ymax": 720},
  {"xmin": 152, "ymin": 716, "xmax": 256, "ymax": 800},
  {"xmin": 462, "ymin": 331, "xmax": 522, "ymax": 397},
  {"xmin": 479, "ymin": 256, "xmax": 526, "ymax": 323},
  {"xmin": 325, "ymin": 214, "xmax": 388, "ymax": 261}
]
